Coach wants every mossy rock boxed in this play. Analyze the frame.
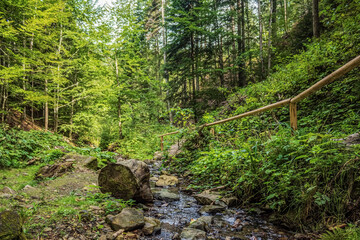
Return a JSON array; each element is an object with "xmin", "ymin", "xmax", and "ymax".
[{"xmin": 0, "ymin": 210, "xmax": 26, "ymax": 240}]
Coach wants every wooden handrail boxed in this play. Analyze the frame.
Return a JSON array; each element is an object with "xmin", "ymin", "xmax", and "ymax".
[
  {"xmin": 291, "ymin": 55, "xmax": 360, "ymax": 103},
  {"xmin": 159, "ymin": 55, "xmax": 360, "ymax": 151},
  {"xmin": 203, "ymin": 98, "xmax": 291, "ymax": 127}
]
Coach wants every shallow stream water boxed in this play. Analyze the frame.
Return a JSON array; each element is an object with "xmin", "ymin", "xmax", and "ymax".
[{"xmin": 142, "ymin": 162, "xmax": 293, "ymax": 240}]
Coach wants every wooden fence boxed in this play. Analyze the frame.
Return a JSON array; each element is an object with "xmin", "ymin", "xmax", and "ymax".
[{"xmin": 159, "ymin": 55, "xmax": 360, "ymax": 151}]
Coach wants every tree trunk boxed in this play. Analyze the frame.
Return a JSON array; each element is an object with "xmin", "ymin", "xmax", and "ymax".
[
  {"xmin": 30, "ymin": 32, "xmax": 34, "ymax": 123},
  {"xmin": 284, "ymin": 0, "xmax": 287, "ymax": 32},
  {"xmin": 237, "ymin": 0, "xmax": 245, "ymax": 87},
  {"xmin": 54, "ymin": 25, "xmax": 63, "ymax": 133},
  {"xmin": 22, "ymin": 35, "xmax": 27, "ymax": 120},
  {"xmin": 45, "ymin": 79, "xmax": 48, "ymax": 131},
  {"xmin": 257, "ymin": 0, "xmax": 264, "ymax": 78},
  {"xmin": 69, "ymin": 96, "xmax": 74, "ymax": 140},
  {"xmin": 162, "ymin": 0, "xmax": 173, "ymax": 124},
  {"xmin": 312, "ymin": 0, "xmax": 320, "ymax": 38},
  {"xmin": 267, "ymin": 0, "xmax": 274, "ymax": 73},
  {"xmin": 115, "ymin": 55, "xmax": 123, "ymax": 139},
  {"xmin": 231, "ymin": 2, "xmax": 237, "ymax": 86}
]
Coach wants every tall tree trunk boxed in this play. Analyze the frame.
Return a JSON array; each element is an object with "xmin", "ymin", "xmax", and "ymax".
[
  {"xmin": 284, "ymin": 0, "xmax": 287, "ymax": 32},
  {"xmin": 218, "ymin": 36, "xmax": 225, "ymax": 87},
  {"xmin": 231, "ymin": 1, "xmax": 237, "ymax": 86},
  {"xmin": 69, "ymin": 96, "xmax": 74, "ymax": 140},
  {"xmin": 54, "ymin": 25, "xmax": 63, "ymax": 133},
  {"xmin": 312, "ymin": 0, "xmax": 320, "ymax": 38},
  {"xmin": 257, "ymin": 0, "xmax": 264, "ymax": 78},
  {"xmin": 162, "ymin": 0, "xmax": 173, "ymax": 124},
  {"xmin": 22, "ymin": 33, "xmax": 27, "ymax": 120},
  {"xmin": 246, "ymin": 0, "xmax": 252, "ymax": 73},
  {"xmin": 267, "ymin": 0, "xmax": 275, "ymax": 73},
  {"xmin": 30, "ymin": 32, "xmax": 34, "ymax": 123},
  {"xmin": 115, "ymin": 55, "xmax": 123, "ymax": 139},
  {"xmin": 45, "ymin": 78, "xmax": 48, "ymax": 131},
  {"xmin": 237, "ymin": 0, "xmax": 245, "ymax": 87}
]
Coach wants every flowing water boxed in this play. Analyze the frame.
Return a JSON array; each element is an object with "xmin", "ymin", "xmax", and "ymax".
[{"xmin": 142, "ymin": 162, "xmax": 294, "ymax": 240}]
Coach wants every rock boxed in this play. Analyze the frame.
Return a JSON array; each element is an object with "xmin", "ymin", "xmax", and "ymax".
[
  {"xmin": 153, "ymin": 151, "xmax": 163, "ymax": 161},
  {"xmin": 22, "ymin": 185, "xmax": 36, "ymax": 193},
  {"xmin": 168, "ymin": 141, "xmax": 184, "ymax": 158},
  {"xmin": 189, "ymin": 216, "xmax": 213, "ymax": 232},
  {"xmin": 144, "ymin": 158, "xmax": 157, "ymax": 164},
  {"xmin": 84, "ymin": 156, "xmax": 99, "ymax": 170},
  {"xmin": 180, "ymin": 227, "xmax": 206, "ymax": 240},
  {"xmin": 0, "ymin": 187, "xmax": 16, "ymax": 195},
  {"xmin": 43, "ymin": 227, "xmax": 52, "ymax": 232},
  {"xmin": 98, "ymin": 235, "xmax": 107, "ymax": 240},
  {"xmin": 0, "ymin": 194, "xmax": 12, "ymax": 199},
  {"xmin": 142, "ymin": 217, "xmax": 161, "ymax": 236},
  {"xmin": 35, "ymin": 162, "xmax": 74, "ymax": 180},
  {"xmin": 150, "ymin": 177, "xmax": 159, "ymax": 182},
  {"xmin": 109, "ymin": 208, "xmax": 145, "ymax": 231},
  {"xmin": 98, "ymin": 160, "xmax": 153, "ymax": 203},
  {"xmin": 199, "ymin": 205, "xmax": 225, "ymax": 214},
  {"xmin": 194, "ymin": 192, "xmax": 221, "ymax": 205},
  {"xmin": 0, "ymin": 210, "xmax": 25, "ymax": 240},
  {"xmin": 115, "ymin": 232, "xmax": 139, "ymax": 240},
  {"xmin": 153, "ymin": 188, "xmax": 180, "ymax": 202},
  {"xmin": 221, "ymin": 196, "xmax": 239, "ymax": 207},
  {"xmin": 155, "ymin": 175, "xmax": 179, "ymax": 187}
]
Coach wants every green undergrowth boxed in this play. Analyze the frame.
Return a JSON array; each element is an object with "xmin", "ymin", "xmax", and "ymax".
[
  {"xmin": 0, "ymin": 126, "xmax": 120, "ymax": 169},
  {"xmin": 173, "ymin": 127, "xmax": 360, "ymax": 231},
  {"xmin": 106, "ymin": 123, "xmax": 179, "ymax": 160}
]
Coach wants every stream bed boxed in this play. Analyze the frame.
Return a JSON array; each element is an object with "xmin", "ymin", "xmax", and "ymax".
[{"xmin": 142, "ymin": 162, "xmax": 294, "ymax": 240}]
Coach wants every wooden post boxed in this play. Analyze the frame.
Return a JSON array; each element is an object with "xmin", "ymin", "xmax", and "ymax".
[
  {"xmin": 290, "ymin": 102, "xmax": 297, "ymax": 131},
  {"xmin": 160, "ymin": 136, "xmax": 164, "ymax": 151}
]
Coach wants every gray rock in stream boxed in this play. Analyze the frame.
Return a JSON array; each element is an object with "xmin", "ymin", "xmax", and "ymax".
[
  {"xmin": 189, "ymin": 216, "xmax": 213, "ymax": 232},
  {"xmin": 199, "ymin": 205, "xmax": 225, "ymax": 214},
  {"xmin": 180, "ymin": 228, "xmax": 206, "ymax": 240},
  {"xmin": 194, "ymin": 192, "xmax": 221, "ymax": 205},
  {"xmin": 108, "ymin": 208, "xmax": 145, "ymax": 231},
  {"xmin": 153, "ymin": 188, "xmax": 180, "ymax": 202},
  {"xmin": 142, "ymin": 217, "xmax": 161, "ymax": 236}
]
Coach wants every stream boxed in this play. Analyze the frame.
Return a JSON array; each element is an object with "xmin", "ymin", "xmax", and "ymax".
[{"xmin": 142, "ymin": 162, "xmax": 293, "ymax": 240}]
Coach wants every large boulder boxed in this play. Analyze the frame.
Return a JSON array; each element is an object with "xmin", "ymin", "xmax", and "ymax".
[
  {"xmin": 108, "ymin": 208, "xmax": 145, "ymax": 231},
  {"xmin": 0, "ymin": 210, "xmax": 26, "ymax": 240},
  {"xmin": 98, "ymin": 160, "xmax": 153, "ymax": 203}
]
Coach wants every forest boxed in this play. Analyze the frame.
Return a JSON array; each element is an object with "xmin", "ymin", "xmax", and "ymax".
[{"xmin": 0, "ymin": 0, "xmax": 360, "ymax": 239}]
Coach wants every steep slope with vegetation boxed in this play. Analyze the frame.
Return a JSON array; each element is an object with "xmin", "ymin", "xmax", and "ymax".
[{"xmin": 166, "ymin": 0, "xmax": 360, "ymax": 234}]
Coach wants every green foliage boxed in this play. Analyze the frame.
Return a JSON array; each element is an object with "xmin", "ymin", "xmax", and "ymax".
[
  {"xmin": 0, "ymin": 128, "xmax": 70, "ymax": 168},
  {"xmin": 109, "ymin": 123, "xmax": 178, "ymax": 160},
  {"xmin": 176, "ymin": 125, "xmax": 360, "ymax": 229},
  {"xmin": 320, "ymin": 226, "xmax": 360, "ymax": 240},
  {"xmin": 84, "ymin": 191, "xmax": 135, "ymax": 214}
]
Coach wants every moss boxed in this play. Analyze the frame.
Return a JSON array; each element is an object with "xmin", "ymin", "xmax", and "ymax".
[{"xmin": 0, "ymin": 210, "xmax": 24, "ymax": 240}]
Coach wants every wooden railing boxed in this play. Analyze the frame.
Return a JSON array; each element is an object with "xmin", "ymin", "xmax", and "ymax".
[{"xmin": 159, "ymin": 55, "xmax": 360, "ymax": 151}]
